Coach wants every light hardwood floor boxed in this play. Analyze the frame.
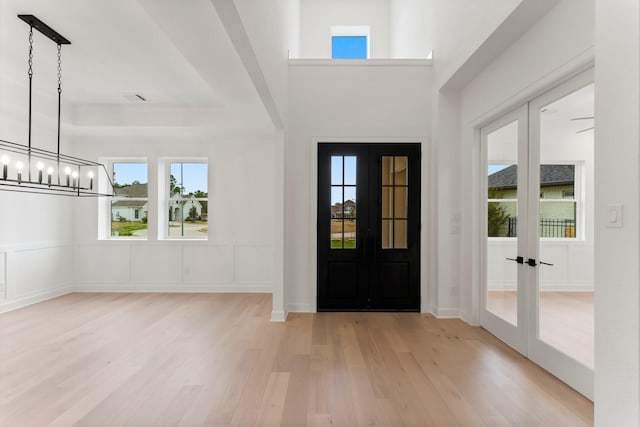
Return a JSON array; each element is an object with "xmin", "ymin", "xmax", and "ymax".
[
  {"xmin": 0, "ymin": 293, "xmax": 593, "ymax": 426},
  {"xmin": 487, "ymin": 291, "xmax": 594, "ymax": 368}
]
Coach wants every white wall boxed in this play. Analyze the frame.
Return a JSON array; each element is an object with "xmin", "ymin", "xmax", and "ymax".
[
  {"xmin": 299, "ymin": 0, "xmax": 390, "ymax": 59},
  {"xmin": 457, "ymin": 0, "xmax": 595, "ymax": 322},
  {"xmin": 594, "ymin": 0, "xmax": 640, "ymax": 423},
  {"xmin": 429, "ymin": 0, "xmax": 521, "ymax": 87},
  {"xmin": 390, "ymin": 0, "xmax": 520, "ymax": 64},
  {"xmin": 71, "ymin": 136, "xmax": 277, "ymax": 293},
  {"xmin": 389, "ymin": 0, "xmax": 434, "ymax": 59},
  {"xmin": 286, "ymin": 61, "xmax": 431, "ymax": 312}
]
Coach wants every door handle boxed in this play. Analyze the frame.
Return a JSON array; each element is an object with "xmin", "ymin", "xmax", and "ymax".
[
  {"xmin": 506, "ymin": 256, "xmax": 524, "ymax": 264},
  {"xmin": 527, "ymin": 258, "xmax": 554, "ymax": 267}
]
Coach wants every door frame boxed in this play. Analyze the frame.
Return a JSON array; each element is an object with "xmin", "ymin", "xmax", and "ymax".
[
  {"xmin": 478, "ymin": 68, "xmax": 594, "ymax": 400},
  {"xmin": 309, "ymin": 137, "xmax": 430, "ymax": 313}
]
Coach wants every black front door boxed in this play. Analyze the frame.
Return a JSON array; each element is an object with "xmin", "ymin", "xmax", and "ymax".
[{"xmin": 317, "ymin": 143, "xmax": 421, "ymax": 311}]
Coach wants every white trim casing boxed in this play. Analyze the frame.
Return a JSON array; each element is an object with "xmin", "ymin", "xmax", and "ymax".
[{"xmin": 307, "ymin": 136, "xmax": 430, "ymax": 314}]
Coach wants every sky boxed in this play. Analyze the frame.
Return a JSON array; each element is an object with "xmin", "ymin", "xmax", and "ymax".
[
  {"xmin": 488, "ymin": 164, "xmax": 511, "ymax": 175},
  {"xmin": 113, "ymin": 162, "xmax": 208, "ymax": 194},
  {"xmin": 331, "ymin": 156, "xmax": 356, "ymax": 205},
  {"xmin": 332, "ymin": 36, "xmax": 367, "ymax": 59}
]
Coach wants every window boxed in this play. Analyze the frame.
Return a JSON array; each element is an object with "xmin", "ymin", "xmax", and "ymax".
[
  {"xmin": 110, "ymin": 162, "xmax": 148, "ymax": 238},
  {"xmin": 539, "ymin": 164, "xmax": 577, "ymax": 238},
  {"xmin": 488, "ymin": 163, "xmax": 580, "ymax": 239},
  {"xmin": 332, "ymin": 36, "xmax": 367, "ymax": 59},
  {"xmin": 331, "ymin": 25, "xmax": 370, "ymax": 59},
  {"xmin": 168, "ymin": 162, "xmax": 208, "ymax": 239}
]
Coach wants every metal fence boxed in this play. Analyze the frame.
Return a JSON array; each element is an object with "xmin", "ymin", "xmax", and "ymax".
[{"xmin": 505, "ymin": 217, "xmax": 576, "ymax": 238}]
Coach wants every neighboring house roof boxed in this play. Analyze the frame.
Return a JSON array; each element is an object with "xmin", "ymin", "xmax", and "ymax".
[
  {"xmin": 488, "ymin": 165, "xmax": 574, "ymax": 189},
  {"xmin": 112, "ymin": 200, "xmax": 147, "ymax": 208},
  {"xmin": 114, "ymin": 183, "xmax": 148, "ymax": 197}
]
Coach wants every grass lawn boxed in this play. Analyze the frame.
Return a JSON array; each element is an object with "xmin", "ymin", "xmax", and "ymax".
[
  {"xmin": 331, "ymin": 239, "xmax": 356, "ymax": 249},
  {"xmin": 111, "ymin": 221, "xmax": 148, "ymax": 236}
]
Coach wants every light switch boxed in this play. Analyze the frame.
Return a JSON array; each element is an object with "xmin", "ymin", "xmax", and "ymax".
[{"xmin": 607, "ymin": 204, "xmax": 622, "ymax": 228}]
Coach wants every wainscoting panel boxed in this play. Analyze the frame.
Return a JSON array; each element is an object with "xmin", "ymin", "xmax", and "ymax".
[
  {"xmin": 130, "ymin": 244, "xmax": 181, "ymax": 284},
  {"xmin": 182, "ymin": 245, "xmax": 234, "ymax": 284}
]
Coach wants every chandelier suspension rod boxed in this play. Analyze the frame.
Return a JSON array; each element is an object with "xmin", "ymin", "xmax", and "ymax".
[
  {"xmin": 27, "ymin": 26, "xmax": 33, "ymax": 182},
  {"xmin": 57, "ymin": 44, "xmax": 62, "ymax": 185}
]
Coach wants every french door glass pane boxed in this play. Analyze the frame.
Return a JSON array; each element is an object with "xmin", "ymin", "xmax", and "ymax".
[
  {"xmin": 486, "ymin": 120, "xmax": 519, "ymax": 326},
  {"xmin": 538, "ymin": 84, "xmax": 594, "ymax": 368}
]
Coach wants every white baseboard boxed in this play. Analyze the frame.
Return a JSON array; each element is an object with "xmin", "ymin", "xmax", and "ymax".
[
  {"xmin": 0, "ymin": 286, "xmax": 73, "ymax": 314},
  {"xmin": 489, "ymin": 284, "xmax": 594, "ymax": 292},
  {"xmin": 434, "ymin": 307, "xmax": 461, "ymax": 319},
  {"xmin": 287, "ymin": 303, "xmax": 315, "ymax": 313},
  {"xmin": 74, "ymin": 283, "xmax": 272, "ymax": 293},
  {"xmin": 270, "ymin": 310, "xmax": 288, "ymax": 322}
]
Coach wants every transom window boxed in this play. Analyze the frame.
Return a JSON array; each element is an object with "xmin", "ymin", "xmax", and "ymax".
[{"xmin": 331, "ymin": 25, "xmax": 370, "ymax": 59}]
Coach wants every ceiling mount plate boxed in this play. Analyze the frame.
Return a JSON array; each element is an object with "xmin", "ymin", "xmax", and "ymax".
[{"xmin": 18, "ymin": 14, "xmax": 71, "ymax": 45}]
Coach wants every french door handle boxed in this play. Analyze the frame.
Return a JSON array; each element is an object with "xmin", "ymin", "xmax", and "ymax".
[
  {"xmin": 506, "ymin": 256, "xmax": 524, "ymax": 264},
  {"xmin": 526, "ymin": 258, "xmax": 554, "ymax": 267}
]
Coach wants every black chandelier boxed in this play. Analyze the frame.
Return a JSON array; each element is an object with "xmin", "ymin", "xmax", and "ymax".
[{"xmin": 0, "ymin": 15, "xmax": 114, "ymax": 197}]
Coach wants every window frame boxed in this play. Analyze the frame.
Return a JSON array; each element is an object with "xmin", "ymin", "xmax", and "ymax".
[
  {"xmin": 98, "ymin": 158, "xmax": 149, "ymax": 240},
  {"xmin": 159, "ymin": 158, "xmax": 209, "ymax": 241},
  {"xmin": 330, "ymin": 25, "xmax": 370, "ymax": 59}
]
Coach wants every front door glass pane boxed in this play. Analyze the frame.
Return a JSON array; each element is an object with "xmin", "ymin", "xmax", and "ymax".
[
  {"xmin": 330, "ymin": 156, "xmax": 357, "ymax": 249},
  {"xmin": 538, "ymin": 84, "xmax": 594, "ymax": 368},
  {"xmin": 486, "ymin": 120, "xmax": 519, "ymax": 325},
  {"xmin": 381, "ymin": 156, "xmax": 408, "ymax": 249}
]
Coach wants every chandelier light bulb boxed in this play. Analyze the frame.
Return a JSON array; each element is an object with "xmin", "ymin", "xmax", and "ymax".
[
  {"xmin": 16, "ymin": 161, "xmax": 24, "ymax": 171},
  {"xmin": 88, "ymin": 171, "xmax": 94, "ymax": 178},
  {"xmin": 36, "ymin": 161, "xmax": 44, "ymax": 170},
  {"xmin": 46, "ymin": 166, "xmax": 54, "ymax": 186},
  {"xmin": 1, "ymin": 155, "xmax": 9, "ymax": 165},
  {"xmin": 71, "ymin": 170, "xmax": 78, "ymax": 178},
  {"xmin": 64, "ymin": 167, "xmax": 72, "ymax": 175}
]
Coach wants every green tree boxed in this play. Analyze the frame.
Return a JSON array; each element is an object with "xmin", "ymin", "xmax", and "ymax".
[
  {"xmin": 193, "ymin": 190, "xmax": 208, "ymax": 215},
  {"xmin": 170, "ymin": 174, "xmax": 183, "ymax": 195},
  {"xmin": 188, "ymin": 205, "xmax": 198, "ymax": 221},
  {"xmin": 488, "ymin": 188, "xmax": 511, "ymax": 237}
]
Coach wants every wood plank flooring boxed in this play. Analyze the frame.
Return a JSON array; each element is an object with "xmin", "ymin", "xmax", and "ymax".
[
  {"xmin": 0, "ymin": 293, "xmax": 593, "ymax": 426},
  {"xmin": 487, "ymin": 291, "xmax": 594, "ymax": 368}
]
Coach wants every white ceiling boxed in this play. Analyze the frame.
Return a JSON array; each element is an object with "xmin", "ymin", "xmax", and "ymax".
[{"xmin": 0, "ymin": 0, "xmax": 275, "ymax": 136}]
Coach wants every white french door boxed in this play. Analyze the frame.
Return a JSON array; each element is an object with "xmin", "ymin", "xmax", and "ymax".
[{"xmin": 481, "ymin": 69, "xmax": 594, "ymax": 399}]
